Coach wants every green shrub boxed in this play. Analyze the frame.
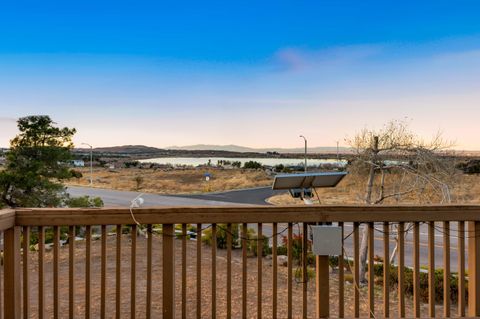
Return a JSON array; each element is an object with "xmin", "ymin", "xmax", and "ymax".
[
  {"xmin": 65, "ymin": 196, "xmax": 103, "ymax": 208},
  {"xmin": 202, "ymin": 224, "xmax": 240, "ymax": 249},
  {"xmin": 243, "ymin": 161, "xmax": 263, "ymax": 169},
  {"xmin": 248, "ymin": 234, "xmax": 271, "ymax": 257},
  {"xmin": 294, "ymin": 267, "xmax": 316, "ymax": 280},
  {"xmin": 281, "ymin": 233, "xmax": 312, "ymax": 265}
]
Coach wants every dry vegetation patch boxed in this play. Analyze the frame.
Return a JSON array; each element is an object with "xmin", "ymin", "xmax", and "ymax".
[{"xmin": 66, "ymin": 168, "xmax": 272, "ymax": 194}]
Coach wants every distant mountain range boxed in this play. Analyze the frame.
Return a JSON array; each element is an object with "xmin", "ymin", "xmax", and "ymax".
[{"xmin": 166, "ymin": 144, "xmax": 352, "ymax": 154}]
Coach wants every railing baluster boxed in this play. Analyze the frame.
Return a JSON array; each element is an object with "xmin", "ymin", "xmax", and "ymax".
[
  {"xmin": 368, "ymin": 222, "xmax": 374, "ymax": 318},
  {"xmin": 116, "ymin": 224, "xmax": 122, "ymax": 319},
  {"xmin": 69, "ymin": 225, "xmax": 76, "ymax": 319},
  {"xmin": 258, "ymin": 223, "xmax": 263, "ymax": 319},
  {"xmin": 101, "ymin": 225, "xmax": 107, "ymax": 319},
  {"xmin": 39, "ymin": 226, "xmax": 45, "ymax": 319},
  {"xmin": 163, "ymin": 224, "xmax": 175, "ymax": 318},
  {"xmin": 443, "ymin": 221, "xmax": 450, "ymax": 317},
  {"xmin": 413, "ymin": 222, "xmax": 420, "ymax": 318},
  {"xmin": 272, "ymin": 223, "xmax": 278, "ymax": 319},
  {"xmin": 0, "ymin": 232, "xmax": 2, "ymax": 319},
  {"xmin": 4, "ymin": 226, "xmax": 21, "ymax": 319},
  {"xmin": 302, "ymin": 223, "xmax": 307, "ymax": 319},
  {"xmin": 458, "ymin": 221, "xmax": 466, "ymax": 317},
  {"xmin": 86, "ymin": 225, "xmax": 91, "ymax": 319},
  {"xmin": 182, "ymin": 224, "xmax": 187, "ymax": 319},
  {"xmin": 287, "ymin": 223, "xmax": 293, "ymax": 319},
  {"xmin": 398, "ymin": 222, "xmax": 405, "ymax": 318},
  {"xmin": 53, "ymin": 226, "xmax": 60, "ymax": 318},
  {"xmin": 212, "ymin": 223, "xmax": 217, "ymax": 319},
  {"xmin": 338, "ymin": 222, "xmax": 344, "ymax": 318},
  {"xmin": 242, "ymin": 223, "xmax": 247, "ymax": 319},
  {"xmin": 22, "ymin": 226, "xmax": 30, "ymax": 319},
  {"xmin": 353, "ymin": 222, "xmax": 360, "ymax": 318},
  {"xmin": 197, "ymin": 223, "xmax": 202, "ymax": 319},
  {"xmin": 383, "ymin": 222, "xmax": 389, "ymax": 318},
  {"xmin": 226, "ymin": 223, "xmax": 232, "ymax": 318},
  {"xmin": 146, "ymin": 224, "xmax": 152, "ymax": 319},
  {"xmin": 131, "ymin": 224, "xmax": 136, "ymax": 319},
  {"xmin": 468, "ymin": 221, "xmax": 480, "ymax": 317},
  {"xmin": 428, "ymin": 221, "xmax": 435, "ymax": 318}
]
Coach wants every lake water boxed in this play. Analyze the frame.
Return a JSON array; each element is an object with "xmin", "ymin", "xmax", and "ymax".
[{"xmin": 139, "ymin": 157, "xmax": 347, "ymax": 167}]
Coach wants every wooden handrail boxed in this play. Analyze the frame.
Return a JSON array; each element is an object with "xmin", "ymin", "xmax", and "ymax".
[
  {"xmin": 0, "ymin": 209, "xmax": 15, "ymax": 230},
  {"xmin": 14, "ymin": 205, "xmax": 480, "ymax": 225}
]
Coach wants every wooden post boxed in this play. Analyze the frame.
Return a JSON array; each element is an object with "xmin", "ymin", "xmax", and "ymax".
[
  {"xmin": 316, "ymin": 255, "xmax": 329, "ymax": 318},
  {"xmin": 468, "ymin": 221, "xmax": 480, "ymax": 317},
  {"xmin": 4, "ymin": 226, "xmax": 21, "ymax": 319},
  {"xmin": 163, "ymin": 224, "xmax": 175, "ymax": 318}
]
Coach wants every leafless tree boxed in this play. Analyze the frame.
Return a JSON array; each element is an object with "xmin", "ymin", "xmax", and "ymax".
[{"xmin": 346, "ymin": 119, "xmax": 457, "ymax": 283}]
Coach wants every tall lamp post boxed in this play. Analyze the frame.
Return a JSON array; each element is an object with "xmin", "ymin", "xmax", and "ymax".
[
  {"xmin": 299, "ymin": 135, "xmax": 307, "ymax": 172},
  {"xmin": 81, "ymin": 143, "xmax": 93, "ymax": 187}
]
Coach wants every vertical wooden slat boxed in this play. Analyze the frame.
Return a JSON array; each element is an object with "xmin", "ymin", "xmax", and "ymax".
[
  {"xmin": 163, "ymin": 224, "xmax": 175, "ymax": 318},
  {"xmin": 182, "ymin": 224, "xmax": 187, "ymax": 319},
  {"xmin": 287, "ymin": 223, "xmax": 293, "ymax": 319},
  {"xmin": 69, "ymin": 225, "xmax": 75, "ymax": 319},
  {"xmin": 38, "ymin": 226, "xmax": 45, "ymax": 319},
  {"xmin": 22, "ymin": 226, "xmax": 30, "ymax": 319},
  {"xmin": 468, "ymin": 221, "xmax": 480, "ymax": 317},
  {"xmin": 413, "ymin": 222, "xmax": 420, "ymax": 318},
  {"xmin": 212, "ymin": 224, "xmax": 217, "ymax": 319},
  {"xmin": 4, "ymin": 227, "xmax": 21, "ymax": 319},
  {"xmin": 146, "ymin": 224, "xmax": 152, "ymax": 319},
  {"xmin": 226, "ymin": 224, "xmax": 232, "ymax": 319},
  {"xmin": 85, "ymin": 225, "xmax": 92, "ymax": 319},
  {"xmin": 368, "ymin": 222, "xmax": 374, "ymax": 318},
  {"xmin": 116, "ymin": 225, "xmax": 121, "ymax": 319},
  {"xmin": 338, "ymin": 222, "xmax": 345, "ymax": 318},
  {"xmin": 302, "ymin": 223, "xmax": 308, "ymax": 319},
  {"xmin": 383, "ymin": 222, "xmax": 389, "ymax": 318},
  {"xmin": 242, "ymin": 223, "xmax": 247, "ymax": 319},
  {"xmin": 272, "ymin": 223, "xmax": 278, "ymax": 319},
  {"xmin": 353, "ymin": 222, "xmax": 360, "ymax": 318},
  {"xmin": 53, "ymin": 226, "xmax": 60, "ymax": 318},
  {"xmin": 458, "ymin": 221, "xmax": 466, "ymax": 317},
  {"xmin": 101, "ymin": 225, "xmax": 107, "ymax": 319},
  {"xmin": 316, "ymin": 255, "xmax": 329, "ymax": 318},
  {"xmin": 131, "ymin": 224, "xmax": 137, "ymax": 319},
  {"xmin": 443, "ymin": 221, "xmax": 450, "ymax": 318},
  {"xmin": 428, "ymin": 221, "xmax": 435, "ymax": 318},
  {"xmin": 196, "ymin": 223, "xmax": 202, "ymax": 319},
  {"xmin": 398, "ymin": 222, "xmax": 405, "ymax": 318},
  {"xmin": 0, "ymin": 232, "xmax": 2, "ymax": 319},
  {"xmin": 257, "ymin": 223, "xmax": 263, "ymax": 319}
]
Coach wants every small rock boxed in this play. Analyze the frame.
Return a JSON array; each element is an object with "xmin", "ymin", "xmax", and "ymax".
[{"xmin": 277, "ymin": 255, "xmax": 288, "ymax": 267}]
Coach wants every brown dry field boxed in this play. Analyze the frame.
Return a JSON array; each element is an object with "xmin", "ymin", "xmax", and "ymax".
[
  {"xmin": 24, "ymin": 233, "xmax": 455, "ymax": 318},
  {"xmin": 66, "ymin": 168, "xmax": 272, "ymax": 194},
  {"xmin": 268, "ymin": 173, "xmax": 480, "ymax": 205}
]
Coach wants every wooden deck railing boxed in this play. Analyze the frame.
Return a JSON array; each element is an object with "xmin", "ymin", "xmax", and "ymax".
[{"xmin": 2, "ymin": 205, "xmax": 480, "ymax": 318}]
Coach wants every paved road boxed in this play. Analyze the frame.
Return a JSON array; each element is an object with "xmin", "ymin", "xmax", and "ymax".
[
  {"xmin": 67, "ymin": 186, "xmax": 248, "ymax": 207},
  {"xmin": 173, "ymin": 186, "xmax": 286, "ymax": 205}
]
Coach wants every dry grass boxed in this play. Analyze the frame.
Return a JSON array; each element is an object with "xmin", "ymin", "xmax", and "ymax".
[
  {"xmin": 268, "ymin": 172, "xmax": 480, "ymax": 205},
  {"xmin": 66, "ymin": 167, "xmax": 272, "ymax": 194}
]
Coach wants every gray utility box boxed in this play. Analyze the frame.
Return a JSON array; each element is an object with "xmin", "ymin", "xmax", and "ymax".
[{"xmin": 311, "ymin": 226, "xmax": 342, "ymax": 256}]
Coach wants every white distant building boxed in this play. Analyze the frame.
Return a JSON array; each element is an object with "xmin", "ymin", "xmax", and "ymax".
[{"xmin": 72, "ymin": 160, "xmax": 85, "ymax": 167}]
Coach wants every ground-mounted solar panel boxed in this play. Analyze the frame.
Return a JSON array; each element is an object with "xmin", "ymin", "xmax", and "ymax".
[{"xmin": 272, "ymin": 171, "xmax": 347, "ymax": 190}]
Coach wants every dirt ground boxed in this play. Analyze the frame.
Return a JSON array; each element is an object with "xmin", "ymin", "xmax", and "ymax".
[
  {"xmin": 66, "ymin": 168, "xmax": 272, "ymax": 194},
  {"xmin": 23, "ymin": 232, "xmax": 458, "ymax": 318}
]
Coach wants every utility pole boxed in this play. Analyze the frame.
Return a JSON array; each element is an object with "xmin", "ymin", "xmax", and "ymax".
[
  {"xmin": 300, "ymin": 135, "xmax": 307, "ymax": 172},
  {"xmin": 81, "ymin": 143, "xmax": 93, "ymax": 187},
  {"xmin": 336, "ymin": 141, "xmax": 339, "ymax": 161}
]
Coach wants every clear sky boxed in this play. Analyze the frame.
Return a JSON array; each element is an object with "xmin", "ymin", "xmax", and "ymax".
[{"xmin": 1, "ymin": 1, "xmax": 480, "ymax": 149}]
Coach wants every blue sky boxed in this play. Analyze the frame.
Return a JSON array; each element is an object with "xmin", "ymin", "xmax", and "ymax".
[{"xmin": 1, "ymin": 1, "xmax": 480, "ymax": 149}]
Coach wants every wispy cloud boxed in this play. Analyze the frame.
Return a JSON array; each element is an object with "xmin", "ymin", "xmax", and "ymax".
[{"xmin": 272, "ymin": 44, "xmax": 384, "ymax": 72}]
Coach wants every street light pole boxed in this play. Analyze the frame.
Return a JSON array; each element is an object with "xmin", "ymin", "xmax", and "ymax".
[
  {"xmin": 81, "ymin": 143, "xmax": 93, "ymax": 187},
  {"xmin": 299, "ymin": 135, "xmax": 307, "ymax": 172}
]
